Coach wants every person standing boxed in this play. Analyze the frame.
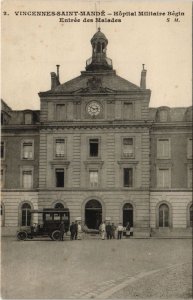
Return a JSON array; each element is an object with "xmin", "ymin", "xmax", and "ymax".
[
  {"xmin": 117, "ymin": 223, "xmax": 124, "ymax": 239},
  {"xmin": 100, "ymin": 221, "xmax": 106, "ymax": 240},
  {"xmin": 126, "ymin": 222, "xmax": 131, "ymax": 238},
  {"xmin": 111, "ymin": 223, "xmax": 116, "ymax": 239},
  {"xmin": 70, "ymin": 222, "xmax": 76, "ymax": 240},
  {"xmin": 77, "ymin": 222, "xmax": 82, "ymax": 240},
  {"xmin": 59, "ymin": 221, "xmax": 65, "ymax": 241},
  {"xmin": 106, "ymin": 222, "xmax": 112, "ymax": 239},
  {"xmin": 74, "ymin": 221, "xmax": 78, "ymax": 240}
]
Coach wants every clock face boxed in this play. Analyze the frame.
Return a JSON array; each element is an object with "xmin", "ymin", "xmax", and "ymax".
[{"xmin": 87, "ymin": 101, "xmax": 101, "ymax": 116}]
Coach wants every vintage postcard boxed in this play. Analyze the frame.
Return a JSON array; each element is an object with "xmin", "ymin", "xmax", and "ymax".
[{"xmin": 1, "ymin": 0, "xmax": 192, "ymax": 299}]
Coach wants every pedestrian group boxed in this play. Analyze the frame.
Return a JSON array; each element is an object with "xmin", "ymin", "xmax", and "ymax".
[{"xmin": 59, "ymin": 220, "xmax": 131, "ymax": 241}]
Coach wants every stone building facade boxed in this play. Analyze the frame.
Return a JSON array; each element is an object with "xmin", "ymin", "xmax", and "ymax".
[{"xmin": 1, "ymin": 29, "xmax": 192, "ymax": 237}]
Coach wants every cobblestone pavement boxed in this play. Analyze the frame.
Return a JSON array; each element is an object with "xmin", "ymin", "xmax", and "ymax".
[{"xmin": 1, "ymin": 237, "xmax": 192, "ymax": 299}]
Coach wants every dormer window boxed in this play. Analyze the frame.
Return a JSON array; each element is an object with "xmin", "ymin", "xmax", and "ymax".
[
  {"xmin": 156, "ymin": 107, "xmax": 170, "ymax": 122},
  {"xmin": 24, "ymin": 112, "xmax": 32, "ymax": 124},
  {"xmin": 159, "ymin": 110, "xmax": 168, "ymax": 122}
]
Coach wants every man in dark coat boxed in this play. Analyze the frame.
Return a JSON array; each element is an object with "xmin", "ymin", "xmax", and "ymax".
[
  {"xmin": 106, "ymin": 222, "xmax": 112, "ymax": 239},
  {"xmin": 59, "ymin": 221, "xmax": 65, "ymax": 241},
  {"xmin": 74, "ymin": 221, "xmax": 78, "ymax": 240},
  {"xmin": 70, "ymin": 222, "xmax": 76, "ymax": 240}
]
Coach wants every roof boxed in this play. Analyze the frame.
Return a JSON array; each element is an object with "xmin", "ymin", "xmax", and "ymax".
[
  {"xmin": 91, "ymin": 29, "xmax": 108, "ymax": 42},
  {"xmin": 44, "ymin": 71, "xmax": 142, "ymax": 94}
]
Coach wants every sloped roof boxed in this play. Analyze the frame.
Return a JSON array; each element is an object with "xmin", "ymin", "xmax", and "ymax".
[{"xmin": 48, "ymin": 72, "xmax": 141, "ymax": 93}]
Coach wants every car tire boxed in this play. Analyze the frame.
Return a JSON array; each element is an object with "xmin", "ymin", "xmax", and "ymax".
[
  {"xmin": 51, "ymin": 230, "xmax": 61, "ymax": 241},
  {"xmin": 17, "ymin": 231, "xmax": 28, "ymax": 241}
]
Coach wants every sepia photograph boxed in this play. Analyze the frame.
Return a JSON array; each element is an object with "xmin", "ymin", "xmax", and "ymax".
[{"xmin": 1, "ymin": 0, "xmax": 192, "ymax": 299}]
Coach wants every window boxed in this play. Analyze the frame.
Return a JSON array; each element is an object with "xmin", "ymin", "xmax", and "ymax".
[
  {"xmin": 21, "ymin": 203, "xmax": 31, "ymax": 226},
  {"xmin": 157, "ymin": 168, "xmax": 170, "ymax": 188},
  {"xmin": 159, "ymin": 110, "xmax": 168, "ymax": 122},
  {"xmin": 187, "ymin": 138, "xmax": 192, "ymax": 158},
  {"xmin": 157, "ymin": 139, "xmax": 170, "ymax": 158},
  {"xmin": 54, "ymin": 203, "xmax": 64, "ymax": 209},
  {"xmin": 159, "ymin": 204, "xmax": 169, "ymax": 227},
  {"xmin": 1, "ymin": 113, "xmax": 5, "ymax": 125},
  {"xmin": 24, "ymin": 113, "xmax": 32, "ymax": 124},
  {"xmin": 122, "ymin": 138, "xmax": 134, "ymax": 158},
  {"xmin": 188, "ymin": 167, "xmax": 192, "ymax": 188},
  {"xmin": 189, "ymin": 205, "xmax": 193, "ymax": 227},
  {"xmin": 1, "ymin": 204, "xmax": 5, "ymax": 227},
  {"xmin": 123, "ymin": 103, "xmax": 133, "ymax": 119},
  {"xmin": 89, "ymin": 171, "xmax": 98, "ymax": 187},
  {"xmin": 55, "ymin": 169, "xmax": 64, "ymax": 187},
  {"xmin": 1, "ymin": 141, "xmax": 5, "ymax": 159},
  {"xmin": 22, "ymin": 142, "xmax": 33, "ymax": 159},
  {"xmin": 56, "ymin": 104, "xmax": 66, "ymax": 121},
  {"xmin": 55, "ymin": 139, "xmax": 65, "ymax": 158},
  {"xmin": 123, "ymin": 168, "xmax": 133, "ymax": 187},
  {"xmin": 22, "ymin": 170, "xmax": 32, "ymax": 189},
  {"xmin": 1, "ymin": 169, "xmax": 5, "ymax": 188},
  {"xmin": 89, "ymin": 139, "xmax": 99, "ymax": 157}
]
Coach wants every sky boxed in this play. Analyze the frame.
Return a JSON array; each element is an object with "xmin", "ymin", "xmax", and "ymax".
[{"xmin": 1, "ymin": 0, "xmax": 192, "ymax": 110}]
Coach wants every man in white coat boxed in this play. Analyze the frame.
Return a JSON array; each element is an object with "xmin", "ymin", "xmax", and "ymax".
[
  {"xmin": 117, "ymin": 223, "xmax": 124, "ymax": 239},
  {"xmin": 100, "ymin": 221, "xmax": 106, "ymax": 240}
]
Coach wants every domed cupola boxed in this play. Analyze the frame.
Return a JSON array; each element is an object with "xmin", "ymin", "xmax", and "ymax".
[{"xmin": 86, "ymin": 28, "xmax": 113, "ymax": 71}]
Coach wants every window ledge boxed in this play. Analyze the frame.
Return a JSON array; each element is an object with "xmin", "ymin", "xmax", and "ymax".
[
  {"xmin": 84, "ymin": 160, "xmax": 104, "ymax": 170},
  {"xmin": 50, "ymin": 161, "xmax": 70, "ymax": 169}
]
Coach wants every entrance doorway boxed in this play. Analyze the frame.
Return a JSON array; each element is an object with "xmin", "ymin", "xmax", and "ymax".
[
  {"xmin": 85, "ymin": 199, "xmax": 102, "ymax": 229},
  {"xmin": 123, "ymin": 203, "xmax": 133, "ymax": 227}
]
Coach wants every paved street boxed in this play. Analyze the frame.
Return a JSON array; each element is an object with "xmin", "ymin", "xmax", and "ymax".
[{"xmin": 1, "ymin": 237, "xmax": 192, "ymax": 299}]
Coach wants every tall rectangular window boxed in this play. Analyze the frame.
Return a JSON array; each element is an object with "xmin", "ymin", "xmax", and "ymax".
[
  {"xmin": 1, "ymin": 142, "xmax": 5, "ymax": 159},
  {"xmin": 56, "ymin": 104, "xmax": 66, "ymax": 121},
  {"xmin": 187, "ymin": 138, "xmax": 192, "ymax": 158},
  {"xmin": 188, "ymin": 167, "xmax": 192, "ymax": 188},
  {"xmin": 123, "ymin": 103, "xmax": 133, "ymax": 119},
  {"xmin": 22, "ymin": 170, "xmax": 32, "ymax": 189},
  {"xmin": 157, "ymin": 168, "xmax": 170, "ymax": 188},
  {"xmin": 89, "ymin": 139, "xmax": 99, "ymax": 157},
  {"xmin": 123, "ymin": 138, "xmax": 134, "ymax": 157},
  {"xmin": 89, "ymin": 171, "xmax": 98, "ymax": 187},
  {"xmin": 123, "ymin": 168, "xmax": 133, "ymax": 187},
  {"xmin": 55, "ymin": 139, "xmax": 65, "ymax": 157},
  {"xmin": 23, "ymin": 142, "xmax": 33, "ymax": 159},
  {"xmin": 157, "ymin": 139, "xmax": 170, "ymax": 158},
  {"xmin": 55, "ymin": 169, "xmax": 64, "ymax": 187}
]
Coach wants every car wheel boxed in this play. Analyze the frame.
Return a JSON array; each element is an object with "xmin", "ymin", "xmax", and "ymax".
[
  {"xmin": 17, "ymin": 231, "xmax": 27, "ymax": 240},
  {"xmin": 51, "ymin": 230, "xmax": 61, "ymax": 241}
]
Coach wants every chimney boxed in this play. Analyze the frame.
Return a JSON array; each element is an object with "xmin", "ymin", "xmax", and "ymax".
[
  {"xmin": 50, "ymin": 72, "xmax": 58, "ymax": 90},
  {"xmin": 56, "ymin": 64, "xmax": 60, "ymax": 81},
  {"xmin": 140, "ymin": 64, "xmax": 147, "ymax": 89},
  {"xmin": 50, "ymin": 65, "xmax": 60, "ymax": 90}
]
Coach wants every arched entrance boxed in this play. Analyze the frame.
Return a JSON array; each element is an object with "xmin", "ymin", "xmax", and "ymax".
[
  {"xmin": 123, "ymin": 203, "xmax": 133, "ymax": 227},
  {"xmin": 85, "ymin": 199, "xmax": 102, "ymax": 229}
]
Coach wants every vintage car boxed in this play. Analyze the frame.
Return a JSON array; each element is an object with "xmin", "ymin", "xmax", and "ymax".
[{"xmin": 17, "ymin": 208, "xmax": 70, "ymax": 241}]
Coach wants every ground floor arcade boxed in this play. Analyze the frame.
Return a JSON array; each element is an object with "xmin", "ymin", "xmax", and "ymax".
[{"xmin": 1, "ymin": 190, "xmax": 192, "ymax": 237}]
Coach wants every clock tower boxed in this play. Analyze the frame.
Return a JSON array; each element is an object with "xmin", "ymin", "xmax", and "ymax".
[{"xmin": 38, "ymin": 28, "xmax": 152, "ymax": 237}]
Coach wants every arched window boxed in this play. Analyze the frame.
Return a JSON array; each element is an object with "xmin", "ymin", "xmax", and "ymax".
[
  {"xmin": 54, "ymin": 202, "xmax": 64, "ymax": 209},
  {"xmin": 159, "ymin": 204, "xmax": 169, "ymax": 227},
  {"xmin": 189, "ymin": 205, "xmax": 193, "ymax": 227},
  {"xmin": 21, "ymin": 203, "xmax": 31, "ymax": 226}
]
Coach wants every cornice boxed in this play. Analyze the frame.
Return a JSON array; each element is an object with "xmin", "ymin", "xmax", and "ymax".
[{"xmin": 38, "ymin": 89, "xmax": 151, "ymax": 98}]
